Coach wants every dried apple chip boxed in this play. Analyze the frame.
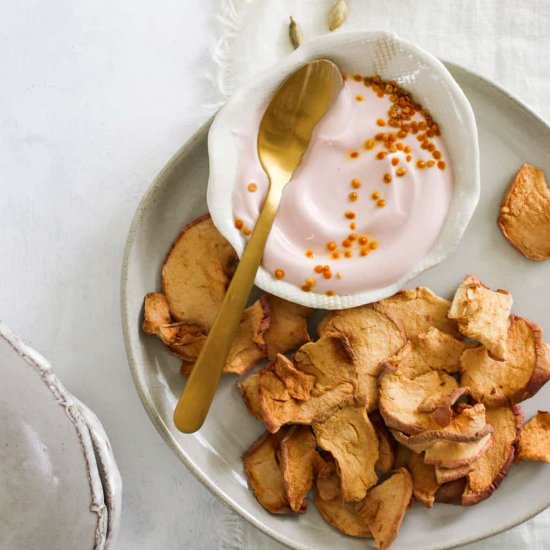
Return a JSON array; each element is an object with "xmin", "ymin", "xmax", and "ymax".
[
  {"xmin": 371, "ymin": 413, "xmax": 396, "ymax": 474},
  {"xmin": 318, "ymin": 305, "xmax": 406, "ymax": 409},
  {"xmin": 383, "ymin": 326, "xmax": 469, "ymax": 378},
  {"xmin": 435, "ymin": 464, "xmax": 472, "ymax": 484},
  {"xmin": 423, "ymin": 433, "xmax": 492, "ymax": 468},
  {"xmin": 379, "ymin": 369, "xmax": 459, "ymax": 434},
  {"xmin": 373, "ymin": 287, "xmax": 459, "ymax": 339},
  {"xmin": 142, "ymin": 292, "xmax": 172, "ymax": 334},
  {"xmin": 449, "ymin": 275, "xmax": 512, "ymax": 360},
  {"xmin": 517, "ymin": 411, "xmax": 550, "ymax": 463},
  {"xmin": 314, "ymin": 492, "xmax": 371, "ymax": 538},
  {"xmin": 314, "ymin": 406, "xmax": 379, "ymax": 501},
  {"xmin": 406, "ymin": 450, "xmax": 439, "ymax": 508},
  {"xmin": 460, "ymin": 316, "xmax": 550, "ymax": 407},
  {"xmin": 263, "ymin": 294, "xmax": 311, "ymax": 359},
  {"xmin": 224, "ymin": 297, "xmax": 270, "ymax": 375},
  {"xmin": 498, "ymin": 163, "xmax": 550, "ymax": 261},
  {"xmin": 390, "ymin": 404, "xmax": 492, "ymax": 453},
  {"xmin": 258, "ymin": 338, "xmax": 357, "ymax": 433},
  {"xmin": 162, "ymin": 215, "xmax": 237, "ymax": 329},
  {"xmin": 357, "ymin": 468, "xmax": 413, "ymax": 550},
  {"xmin": 279, "ymin": 426, "xmax": 317, "ymax": 512},
  {"xmin": 243, "ymin": 429, "xmax": 295, "ymax": 514},
  {"xmin": 461, "ymin": 405, "xmax": 523, "ymax": 506}
]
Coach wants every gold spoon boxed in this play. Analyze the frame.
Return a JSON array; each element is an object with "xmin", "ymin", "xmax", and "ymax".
[{"xmin": 174, "ymin": 59, "xmax": 343, "ymax": 433}]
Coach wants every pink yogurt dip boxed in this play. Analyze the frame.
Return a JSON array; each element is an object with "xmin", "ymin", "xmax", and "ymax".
[{"xmin": 232, "ymin": 77, "xmax": 453, "ymax": 295}]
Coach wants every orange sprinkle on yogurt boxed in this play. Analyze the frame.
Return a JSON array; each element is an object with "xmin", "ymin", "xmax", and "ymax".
[
  {"xmin": 351, "ymin": 178, "xmax": 362, "ymax": 189},
  {"xmin": 274, "ymin": 269, "xmax": 285, "ymax": 279},
  {"xmin": 234, "ymin": 218, "xmax": 244, "ymax": 230},
  {"xmin": 247, "ymin": 182, "xmax": 257, "ymax": 192},
  {"xmin": 349, "ymin": 151, "xmax": 359, "ymax": 159}
]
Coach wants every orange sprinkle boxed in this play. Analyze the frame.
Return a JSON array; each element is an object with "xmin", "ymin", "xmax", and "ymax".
[
  {"xmin": 359, "ymin": 236, "xmax": 369, "ymax": 245},
  {"xmin": 247, "ymin": 182, "xmax": 257, "ymax": 192},
  {"xmin": 305, "ymin": 249, "xmax": 314, "ymax": 258},
  {"xmin": 427, "ymin": 160, "xmax": 435, "ymax": 167},
  {"xmin": 398, "ymin": 130, "xmax": 407, "ymax": 139},
  {"xmin": 396, "ymin": 167, "xmax": 407, "ymax": 177},
  {"xmin": 377, "ymin": 118, "xmax": 386, "ymax": 127},
  {"xmin": 376, "ymin": 151, "xmax": 386, "ymax": 160},
  {"xmin": 351, "ymin": 178, "xmax": 362, "ymax": 189},
  {"xmin": 376, "ymin": 199, "xmax": 386, "ymax": 208},
  {"xmin": 234, "ymin": 218, "xmax": 244, "ymax": 230},
  {"xmin": 406, "ymin": 154, "xmax": 412, "ymax": 162},
  {"xmin": 301, "ymin": 284, "xmax": 312, "ymax": 292},
  {"xmin": 371, "ymin": 191, "xmax": 380, "ymax": 200},
  {"xmin": 323, "ymin": 268, "xmax": 333, "ymax": 279},
  {"xmin": 364, "ymin": 139, "xmax": 375, "ymax": 150},
  {"xmin": 342, "ymin": 239, "xmax": 352, "ymax": 248},
  {"xmin": 345, "ymin": 211, "xmax": 356, "ymax": 219},
  {"xmin": 389, "ymin": 144, "xmax": 397, "ymax": 153},
  {"xmin": 314, "ymin": 265, "xmax": 324, "ymax": 274},
  {"xmin": 396, "ymin": 143, "xmax": 404, "ymax": 151},
  {"xmin": 349, "ymin": 151, "xmax": 359, "ymax": 159},
  {"xmin": 355, "ymin": 95, "xmax": 364, "ymax": 102},
  {"xmin": 344, "ymin": 250, "xmax": 353, "ymax": 258},
  {"xmin": 274, "ymin": 269, "xmax": 285, "ymax": 279},
  {"xmin": 353, "ymin": 74, "xmax": 362, "ymax": 82},
  {"xmin": 369, "ymin": 240, "xmax": 379, "ymax": 250},
  {"xmin": 404, "ymin": 146, "xmax": 412, "ymax": 154},
  {"xmin": 433, "ymin": 150, "xmax": 442, "ymax": 160},
  {"xmin": 416, "ymin": 160, "xmax": 426, "ymax": 169},
  {"xmin": 438, "ymin": 160, "xmax": 446, "ymax": 170},
  {"xmin": 325, "ymin": 290, "xmax": 335, "ymax": 297},
  {"xmin": 243, "ymin": 227, "xmax": 252, "ymax": 236},
  {"xmin": 348, "ymin": 233, "xmax": 357, "ymax": 241},
  {"xmin": 349, "ymin": 222, "xmax": 357, "ymax": 230},
  {"xmin": 377, "ymin": 91, "xmax": 384, "ymax": 98},
  {"xmin": 391, "ymin": 157, "xmax": 399, "ymax": 166},
  {"xmin": 427, "ymin": 143, "xmax": 436, "ymax": 152},
  {"xmin": 305, "ymin": 278, "xmax": 316, "ymax": 288},
  {"xmin": 383, "ymin": 173, "xmax": 392, "ymax": 184},
  {"xmin": 331, "ymin": 251, "xmax": 340, "ymax": 259},
  {"xmin": 375, "ymin": 132, "xmax": 385, "ymax": 141},
  {"xmin": 326, "ymin": 242, "xmax": 337, "ymax": 252},
  {"xmin": 360, "ymin": 247, "xmax": 370, "ymax": 256},
  {"xmin": 348, "ymin": 192, "xmax": 358, "ymax": 202}
]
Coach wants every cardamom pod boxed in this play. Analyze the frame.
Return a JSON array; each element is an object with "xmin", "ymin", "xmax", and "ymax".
[
  {"xmin": 289, "ymin": 16, "xmax": 303, "ymax": 49},
  {"xmin": 328, "ymin": 0, "xmax": 348, "ymax": 31}
]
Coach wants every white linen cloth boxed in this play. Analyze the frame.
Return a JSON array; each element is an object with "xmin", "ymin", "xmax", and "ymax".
[{"xmin": 209, "ymin": 1, "xmax": 550, "ymax": 548}]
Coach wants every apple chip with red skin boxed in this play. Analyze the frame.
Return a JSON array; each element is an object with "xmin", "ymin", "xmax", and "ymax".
[
  {"xmin": 449, "ymin": 275, "xmax": 512, "ymax": 360},
  {"xmin": 461, "ymin": 405, "xmax": 523, "ymax": 506},
  {"xmin": 460, "ymin": 316, "xmax": 550, "ymax": 407}
]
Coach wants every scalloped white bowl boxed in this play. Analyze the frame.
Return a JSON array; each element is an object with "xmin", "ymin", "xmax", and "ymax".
[{"xmin": 208, "ymin": 31, "xmax": 480, "ymax": 309}]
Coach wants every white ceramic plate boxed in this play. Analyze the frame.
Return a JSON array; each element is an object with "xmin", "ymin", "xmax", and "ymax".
[
  {"xmin": 0, "ymin": 322, "xmax": 122, "ymax": 550},
  {"xmin": 121, "ymin": 63, "xmax": 550, "ymax": 550}
]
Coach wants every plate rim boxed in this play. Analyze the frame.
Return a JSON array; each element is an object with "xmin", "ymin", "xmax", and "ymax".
[{"xmin": 120, "ymin": 60, "xmax": 550, "ymax": 550}]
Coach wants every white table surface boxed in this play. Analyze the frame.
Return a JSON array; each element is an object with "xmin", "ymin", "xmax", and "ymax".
[{"xmin": 1, "ymin": 2, "xmax": 549, "ymax": 549}]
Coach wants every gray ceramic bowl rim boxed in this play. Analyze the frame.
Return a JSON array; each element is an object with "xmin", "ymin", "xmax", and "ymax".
[{"xmin": 120, "ymin": 60, "xmax": 550, "ymax": 550}]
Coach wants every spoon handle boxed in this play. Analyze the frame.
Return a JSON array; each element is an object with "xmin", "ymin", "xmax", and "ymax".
[{"xmin": 174, "ymin": 183, "xmax": 283, "ymax": 433}]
